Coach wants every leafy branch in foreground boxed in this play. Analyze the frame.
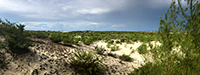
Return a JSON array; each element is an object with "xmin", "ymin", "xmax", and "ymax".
[{"xmin": 129, "ymin": 0, "xmax": 200, "ymax": 75}]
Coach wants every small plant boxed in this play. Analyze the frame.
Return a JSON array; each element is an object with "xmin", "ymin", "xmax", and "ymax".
[
  {"xmin": 119, "ymin": 54, "xmax": 132, "ymax": 61},
  {"xmin": 130, "ymin": 47, "xmax": 133, "ymax": 49},
  {"xmin": 131, "ymin": 49, "xmax": 135, "ymax": 53},
  {"xmin": 111, "ymin": 46, "xmax": 116, "ymax": 51},
  {"xmin": 116, "ymin": 41, "xmax": 121, "ymax": 44},
  {"xmin": 106, "ymin": 44, "xmax": 111, "ymax": 48},
  {"xmin": 107, "ymin": 53, "xmax": 118, "ymax": 58},
  {"xmin": 94, "ymin": 46, "xmax": 106, "ymax": 55},
  {"xmin": 116, "ymin": 46, "xmax": 119, "ymax": 50},
  {"xmin": 110, "ymin": 44, "xmax": 119, "ymax": 51},
  {"xmin": 137, "ymin": 44, "xmax": 148, "ymax": 54},
  {"xmin": 124, "ymin": 44, "xmax": 127, "ymax": 48},
  {"xmin": 108, "ymin": 40, "xmax": 114, "ymax": 44},
  {"xmin": 70, "ymin": 50, "xmax": 106, "ymax": 75}
]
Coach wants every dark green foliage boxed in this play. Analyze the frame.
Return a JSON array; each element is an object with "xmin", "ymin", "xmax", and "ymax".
[
  {"xmin": 106, "ymin": 44, "xmax": 111, "ymax": 48},
  {"xmin": 137, "ymin": 44, "xmax": 148, "ymax": 54},
  {"xmin": 50, "ymin": 33, "xmax": 62, "ymax": 43},
  {"xmin": 116, "ymin": 40, "xmax": 121, "ymax": 44},
  {"xmin": 0, "ymin": 41, "xmax": 8, "ymax": 68},
  {"xmin": 83, "ymin": 38, "xmax": 93, "ymax": 45},
  {"xmin": 119, "ymin": 54, "xmax": 132, "ymax": 61},
  {"xmin": 31, "ymin": 31, "xmax": 49, "ymax": 38},
  {"xmin": 120, "ymin": 38, "xmax": 126, "ymax": 42},
  {"xmin": 108, "ymin": 40, "xmax": 114, "ymax": 44},
  {"xmin": 107, "ymin": 53, "xmax": 118, "ymax": 58},
  {"xmin": 110, "ymin": 45, "xmax": 119, "ymax": 51},
  {"xmin": 70, "ymin": 50, "xmax": 106, "ymax": 75},
  {"xmin": 0, "ymin": 19, "xmax": 32, "ymax": 54},
  {"xmin": 94, "ymin": 46, "xmax": 106, "ymax": 55},
  {"xmin": 128, "ymin": 62, "xmax": 164, "ymax": 75}
]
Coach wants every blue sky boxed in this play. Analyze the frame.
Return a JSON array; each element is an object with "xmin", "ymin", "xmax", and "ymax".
[{"xmin": 0, "ymin": 0, "xmax": 188, "ymax": 31}]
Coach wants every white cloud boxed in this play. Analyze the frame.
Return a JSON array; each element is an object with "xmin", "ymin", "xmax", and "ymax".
[
  {"xmin": 75, "ymin": 8, "xmax": 110, "ymax": 14},
  {"xmin": 111, "ymin": 25, "xmax": 125, "ymax": 27}
]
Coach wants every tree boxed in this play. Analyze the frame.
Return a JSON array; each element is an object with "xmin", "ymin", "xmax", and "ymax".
[
  {"xmin": 128, "ymin": 0, "xmax": 200, "ymax": 74},
  {"xmin": 0, "ymin": 19, "xmax": 32, "ymax": 54}
]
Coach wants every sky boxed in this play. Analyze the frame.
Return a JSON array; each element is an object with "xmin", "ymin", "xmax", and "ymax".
[{"xmin": 0, "ymin": 0, "xmax": 190, "ymax": 31}]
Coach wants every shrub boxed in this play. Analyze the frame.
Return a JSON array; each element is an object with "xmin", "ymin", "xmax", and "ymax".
[
  {"xmin": 94, "ymin": 46, "xmax": 106, "ymax": 55},
  {"xmin": 120, "ymin": 38, "xmax": 126, "ymax": 42},
  {"xmin": 107, "ymin": 53, "xmax": 118, "ymax": 58},
  {"xmin": 110, "ymin": 45, "xmax": 119, "ymax": 51},
  {"xmin": 130, "ymin": 47, "xmax": 133, "ymax": 49},
  {"xmin": 116, "ymin": 41, "xmax": 121, "ymax": 44},
  {"xmin": 108, "ymin": 40, "xmax": 114, "ymax": 44},
  {"xmin": 128, "ymin": 62, "xmax": 164, "ymax": 75},
  {"xmin": 83, "ymin": 39, "xmax": 93, "ymax": 45},
  {"xmin": 50, "ymin": 33, "xmax": 62, "ymax": 43},
  {"xmin": 0, "ymin": 19, "xmax": 33, "ymax": 54},
  {"xmin": 106, "ymin": 44, "xmax": 111, "ymax": 48},
  {"xmin": 70, "ymin": 50, "xmax": 106, "ymax": 75},
  {"xmin": 131, "ymin": 49, "xmax": 135, "ymax": 54},
  {"xmin": 119, "ymin": 54, "xmax": 132, "ymax": 61},
  {"xmin": 137, "ymin": 44, "xmax": 148, "ymax": 54},
  {"xmin": 33, "ymin": 32, "xmax": 49, "ymax": 38}
]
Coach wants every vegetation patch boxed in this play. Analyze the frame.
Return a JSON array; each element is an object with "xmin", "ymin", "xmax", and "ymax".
[
  {"xmin": 137, "ymin": 44, "xmax": 148, "ymax": 54},
  {"xmin": 119, "ymin": 54, "xmax": 132, "ymax": 61},
  {"xmin": 70, "ymin": 50, "xmax": 106, "ymax": 75},
  {"xmin": 94, "ymin": 46, "xmax": 106, "ymax": 55}
]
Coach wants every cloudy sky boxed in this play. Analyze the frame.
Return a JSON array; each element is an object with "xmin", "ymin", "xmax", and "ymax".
[{"xmin": 0, "ymin": 0, "xmax": 188, "ymax": 31}]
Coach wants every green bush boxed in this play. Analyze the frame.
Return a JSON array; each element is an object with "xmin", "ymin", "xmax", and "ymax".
[
  {"xmin": 120, "ymin": 38, "xmax": 126, "ymax": 42},
  {"xmin": 50, "ymin": 33, "xmax": 62, "ymax": 43},
  {"xmin": 0, "ymin": 19, "xmax": 33, "ymax": 54},
  {"xmin": 33, "ymin": 32, "xmax": 49, "ymax": 38},
  {"xmin": 116, "ymin": 41, "xmax": 121, "ymax": 44},
  {"xmin": 83, "ymin": 39, "xmax": 93, "ymax": 45},
  {"xmin": 119, "ymin": 54, "xmax": 132, "ymax": 61},
  {"xmin": 107, "ymin": 53, "xmax": 118, "ymax": 58},
  {"xmin": 106, "ymin": 44, "xmax": 111, "ymax": 48},
  {"xmin": 137, "ymin": 44, "xmax": 148, "ymax": 54},
  {"xmin": 111, "ymin": 46, "xmax": 116, "ymax": 51},
  {"xmin": 70, "ymin": 50, "xmax": 106, "ymax": 75},
  {"xmin": 128, "ymin": 62, "xmax": 164, "ymax": 75},
  {"xmin": 108, "ymin": 40, "xmax": 114, "ymax": 44},
  {"xmin": 111, "ymin": 45, "xmax": 119, "ymax": 51},
  {"xmin": 94, "ymin": 46, "xmax": 106, "ymax": 55}
]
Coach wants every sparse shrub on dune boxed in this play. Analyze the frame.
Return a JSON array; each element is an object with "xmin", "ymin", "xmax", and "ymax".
[
  {"xmin": 116, "ymin": 40, "xmax": 121, "ymax": 44},
  {"xmin": 107, "ymin": 52, "xmax": 118, "ymax": 58},
  {"xmin": 106, "ymin": 43, "xmax": 111, "ymax": 48},
  {"xmin": 110, "ymin": 44, "xmax": 119, "ymax": 51},
  {"xmin": 137, "ymin": 44, "xmax": 148, "ymax": 54},
  {"xmin": 70, "ymin": 49, "xmax": 106, "ymax": 75},
  {"xmin": 94, "ymin": 46, "xmax": 106, "ymax": 55},
  {"xmin": 119, "ymin": 54, "xmax": 132, "ymax": 61},
  {"xmin": 108, "ymin": 40, "xmax": 114, "ymax": 44}
]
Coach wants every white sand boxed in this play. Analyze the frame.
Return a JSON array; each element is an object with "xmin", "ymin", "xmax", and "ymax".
[{"xmin": 92, "ymin": 40, "xmax": 162, "ymax": 65}]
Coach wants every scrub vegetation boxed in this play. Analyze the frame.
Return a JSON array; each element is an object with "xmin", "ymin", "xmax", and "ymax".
[{"xmin": 0, "ymin": 0, "xmax": 199, "ymax": 74}]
